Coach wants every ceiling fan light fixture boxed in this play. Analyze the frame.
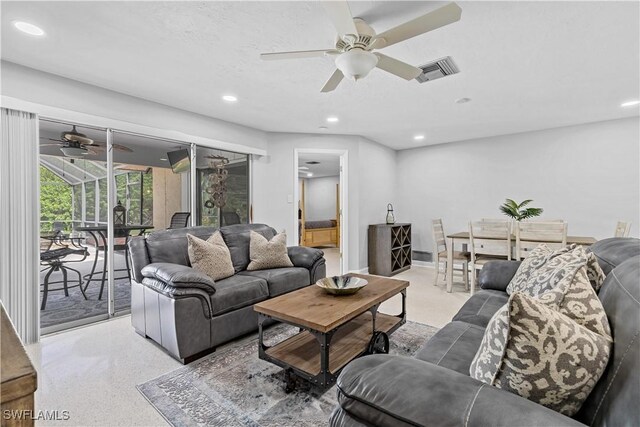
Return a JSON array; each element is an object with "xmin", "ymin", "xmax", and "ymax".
[
  {"xmin": 60, "ymin": 146, "xmax": 89, "ymax": 157},
  {"xmin": 335, "ymin": 49, "xmax": 378, "ymax": 80}
]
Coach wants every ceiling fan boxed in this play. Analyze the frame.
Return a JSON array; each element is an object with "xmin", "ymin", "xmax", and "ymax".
[
  {"xmin": 40, "ymin": 125, "xmax": 133, "ymax": 157},
  {"xmin": 260, "ymin": 1, "xmax": 462, "ymax": 92}
]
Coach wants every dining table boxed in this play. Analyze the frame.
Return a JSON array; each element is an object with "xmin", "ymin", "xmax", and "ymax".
[
  {"xmin": 445, "ymin": 232, "xmax": 597, "ymax": 292},
  {"xmin": 75, "ymin": 224, "xmax": 154, "ymax": 299}
]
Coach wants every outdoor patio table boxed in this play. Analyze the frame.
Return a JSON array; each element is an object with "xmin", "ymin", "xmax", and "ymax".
[{"xmin": 75, "ymin": 225, "xmax": 153, "ymax": 300}]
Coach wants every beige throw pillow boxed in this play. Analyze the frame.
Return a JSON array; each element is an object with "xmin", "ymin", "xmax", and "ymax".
[
  {"xmin": 469, "ymin": 292, "xmax": 611, "ymax": 416},
  {"xmin": 246, "ymin": 230, "xmax": 293, "ymax": 271},
  {"xmin": 187, "ymin": 231, "xmax": 235, "ymax": 281}
]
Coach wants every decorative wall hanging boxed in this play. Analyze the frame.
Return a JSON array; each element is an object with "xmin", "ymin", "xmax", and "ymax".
[{"xmin": 205, "ymin": 155, "xmax": 230, "ymax": 209}]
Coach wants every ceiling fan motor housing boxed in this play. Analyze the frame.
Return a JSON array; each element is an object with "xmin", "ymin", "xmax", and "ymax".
[{"xmin": 335, "ymin": 49, "xmax": 379, "ymax": 80}]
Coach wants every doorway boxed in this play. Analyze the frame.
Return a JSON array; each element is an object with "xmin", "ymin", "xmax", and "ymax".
[{"xmin": 293, "ymin": 149, "xmax": 348, "ymax": 275}]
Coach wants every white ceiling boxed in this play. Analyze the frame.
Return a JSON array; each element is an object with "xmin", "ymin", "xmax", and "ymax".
[
  {"xmin": 298, "ymin": 153, "xmax": 340, "ymax": 178},
  {"xmin": 3, "ymin": 1, "xmax": 639, "ymax": 150}
]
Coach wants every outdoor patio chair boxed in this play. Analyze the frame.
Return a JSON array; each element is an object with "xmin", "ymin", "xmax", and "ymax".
[
  {"xmin": 40, "ymin": 244, "xmax": 89, "ymax": 310},
  {"xmin": 169, "ymin": 212, "xmax": 191, "ymax": 229}
]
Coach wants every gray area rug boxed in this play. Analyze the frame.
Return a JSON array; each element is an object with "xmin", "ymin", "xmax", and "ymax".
[{"xmin": 138, "ymin": 321, "xmax": 439, "ymax": 426}]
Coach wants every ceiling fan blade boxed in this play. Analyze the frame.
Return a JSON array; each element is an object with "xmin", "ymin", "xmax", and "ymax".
[
  {"xmin": 91, "ymin": 143, "xmax": 134, "ymax": 153},
  {"xmin": 321, "ymin": 69, "xmax": 344, "ymax": 93},
  {"xmin": 322, "ymin": 0, "xmax": 359, "ymax": 36},
  {"xmin": 375, "ymin": 2, "xmax": 462, "ymax": 49},
  {"xmin": 374, "ymin": 53, "xmax": 422, "ymax": 80},
  {"xmin": 39, "ymin": 143, "xmax": 63, "ymax": 147},
  {"xmin": 46, "ymin": 138, "xmax": 66, "ymax": 143},
  {"xmin": 260, "ymin": 49, "xmax": 339, "ymax": 61}
]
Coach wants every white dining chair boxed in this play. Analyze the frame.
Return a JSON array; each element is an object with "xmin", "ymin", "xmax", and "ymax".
[
  {"xmin": 469, "ymin": 219, "xmax": 512, "ymax": 294},
  {"xmin": 615, "ymin": 221, "xmax": 631, "ymax": 238},
  {"xmin": 515, "ymin": 221, "xmax": 567, "ymax": 259},
  {"xmin": 432, "ymin": 219, "xmax": 469, "ymax": 290}
]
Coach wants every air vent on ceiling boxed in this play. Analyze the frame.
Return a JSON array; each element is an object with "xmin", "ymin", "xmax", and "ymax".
[{"xmin": 415, "ymin": 56, "xmax": 459, "ymax": 83}]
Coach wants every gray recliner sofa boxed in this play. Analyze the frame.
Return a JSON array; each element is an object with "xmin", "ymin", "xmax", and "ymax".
[
  {"xmin": 128, "ymin": 223, "xmax": 326, "ymax": 363},
  {"xmin": 330, "ymin": 237, "xmax": 640, "ymax": 427}
]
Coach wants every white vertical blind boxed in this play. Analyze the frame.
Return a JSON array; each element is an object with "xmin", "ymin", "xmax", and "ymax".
[{"xmin": 0, "ymin": 108, "xmax": 40, "ymax": 344}]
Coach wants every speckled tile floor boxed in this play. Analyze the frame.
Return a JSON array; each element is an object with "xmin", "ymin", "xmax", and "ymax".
[{"xmin": 25, "ymin": 264, "xmax": 469, "ymax": 426}]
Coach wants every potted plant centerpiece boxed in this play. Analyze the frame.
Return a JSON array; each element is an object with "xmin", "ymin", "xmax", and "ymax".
[{"xmin": 499, "ymin": 199, "xmax": 543, "ymax": 225}]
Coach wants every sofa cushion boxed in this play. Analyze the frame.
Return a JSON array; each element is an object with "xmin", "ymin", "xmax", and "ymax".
[
  {"xmin": 589, "ymin": 237, "xmax": 640, "ymax": 275},
  {"xmin": 246, "ymin": 231, "xmax": 293, "ymax": 271},
  {"xmin": 452, "ymin": 290, "xmax": 509, "ymax": 328},
  {"xmin": 187, "ymin": 232, "xmax": 234, "ymax": 281},
  {"xmin": 218, "ymin": 224, "xmax": 276, "ymax": 273},
  {"xmin": 208, "ymin": 275, "xmax": 269, "ymax": 316},
  {"xmin": 145, "ymin": 226, "xmax": 216, "ymax": 266},
  {"xmin": 414, "ymin": 321, "xmax": 486, "ymax": 375},
  {"xmin": 576, "ymin": 255, "xmax": 640, "ymax": 427},
  {"xmin": 470, "ymin": 292, "xmax": 611, "ymax": 417},
  {"xmin": 238, "ymin": 267, "xmax": 310, "ymax": 297}
]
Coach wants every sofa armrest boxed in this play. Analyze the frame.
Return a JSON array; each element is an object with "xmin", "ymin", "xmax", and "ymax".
[
  {"xmin": 128, "ymin": 236, "xmax": 150, "ymax": 283},
  {"xmin": 141, "ymin": 263, "xmax": 216, "ymax": 294},
  {"xmin": 478, "ymin": 260, "xmax": 521, "ymax": 292},
  {"xmin": 288, "ymin": 246, "xmax": 327, "ymax": 283},
  {"xmin": 333, "ymin": 355, "xmax": 584, "ymax": 427},
  {"xmin": 288, "ymin": 246, "xmax": 324, "ymax": 268}
]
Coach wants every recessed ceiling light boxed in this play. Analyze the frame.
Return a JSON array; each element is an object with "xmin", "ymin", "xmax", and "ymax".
[
  {"xmin": 222, "ymin": 95, "xmax": 238, "ymax": 102},
  {"xmin": 318, "ymin": 126, "xmax": 328, "ymax": 130},
  {"xmin": 413, "ymin": 135, "xmax": 425, "ymax": 141},
  {"xmin": 621, "ymin": 100, "xmax": 640, "ymax": 107},
  {"xmin": 160, "ymin": 158, "xmax": 167, "ymax": 161},
  {"xmin": 326, "ymin": 116, "xmax": 339, "ymax": 123},
  {"xmin": 455, "ymin": 97, "xmax": 471, "ymax": 104},
  {"xmin": 298, "ymin": 166, "xmax": 309, "ymax": 170},
  {"xmin": 13, "ymin": 21, "xmax": 45, "ymax": 36},
  {"xmin": 307, "ymin": 173, "xmax": 313, "ymax": 177}
]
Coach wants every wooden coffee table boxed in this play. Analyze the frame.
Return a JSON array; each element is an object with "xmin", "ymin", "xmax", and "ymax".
[{"xmin": 254, "ymin": 273, "xmax": 408, "ymax": 390}]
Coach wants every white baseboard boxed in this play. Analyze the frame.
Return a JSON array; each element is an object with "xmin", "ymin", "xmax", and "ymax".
[
  {"xmin": 411, "ymin": 261, "xmax": 436, "ymax": 268},
  {"xmin": 350, "ymin": 262, "xmax": 436, "ymax": 273}
]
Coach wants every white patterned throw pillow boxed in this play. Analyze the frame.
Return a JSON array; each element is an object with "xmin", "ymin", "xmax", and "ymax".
[
  {"xmin": 187, "ymin": 231, "xmax": 235, "ymax": 281},
  {"xmin": 507, "ymin": 244, "xmax": 605, "ymax": 295},
  {"xmin": 246, "ymin": 230, "xmax": 293, "ymax": 271},
  {"xmin": 470, "ymin": 292, "xmax": 611, "ymax": 416},
  {"xmin": 535, "ymin": 265, "xmax": 611, "ymax": 338}
]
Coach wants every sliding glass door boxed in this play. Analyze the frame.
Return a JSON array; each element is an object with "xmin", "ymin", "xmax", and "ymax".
[
  {"xmin": 39, "ymin": 120, "xmax": 110, "ymax": 332},
  {"xmin": 38, "ymin": 120, "xmax": 250, "ymax": 334}
]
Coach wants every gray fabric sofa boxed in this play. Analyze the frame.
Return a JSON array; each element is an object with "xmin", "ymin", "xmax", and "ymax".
[
  {"xmin": 128, "ymin": 223, "xmax": 326, "ymax": 363},
  {"xmin": 330, "ymin": 237, "xmax": 640, "ymax": 427}
]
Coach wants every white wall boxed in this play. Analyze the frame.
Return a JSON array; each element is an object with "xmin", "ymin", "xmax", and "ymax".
[
  {"xmin": 396, "ymin": 117, "xmax": 640, "ymax": 255},
  {"xmin": 357, "ymin": 139, "xmax": 398, "ymax": 268},
  {"xmin": 1, "ymin": 61, "xmax": 267, "ymax": 154},
  {"xmin": 252, "ymin": 133, "xmax": 396, "ymax": 271},
  {"xmin": 304, "ymin": 176, "xmax": 339, "ymax": 221}
]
